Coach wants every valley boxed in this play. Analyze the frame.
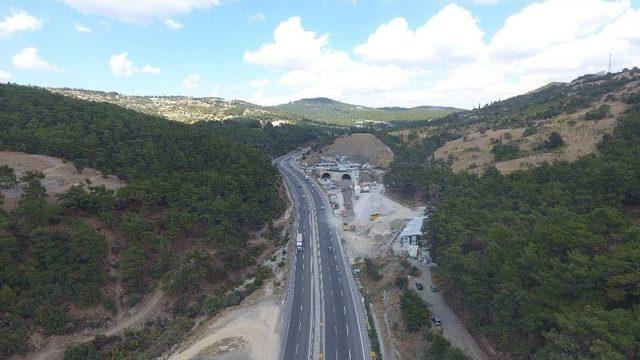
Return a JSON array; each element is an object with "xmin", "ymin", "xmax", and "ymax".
[
  {"xmin": 3, "ymin": 2, "xmax": 640, "ymax": 359},
  {"xmin": 2, "ymin": 67, "xmax": 640, "ymax": 360}
]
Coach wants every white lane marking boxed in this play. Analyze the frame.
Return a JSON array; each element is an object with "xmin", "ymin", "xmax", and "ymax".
[
  {"xmin": 295, "ymin": 343, "xmax": 299, "ymax": 355},
  {"xmin": 346, "ymin": 323, "xmax": 349, "ymax": 336},
  {"xmin": 349, "ymin": 348, "xmax": 352, "ymax": 360}
]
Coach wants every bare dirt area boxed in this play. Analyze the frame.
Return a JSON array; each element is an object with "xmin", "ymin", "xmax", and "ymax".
[
  {"xmin": 167, "ymin": 283, "xmax": 282, "ymax": 360},
  {"xmin": 0, "ymin": 151, "xmax": 123, "ymax": 209},
  {"xmin": 333, "ymin": 185, "xmax": 419, "ymax": 260},
  {"xmin": 304, "ymin": 133, "xmax": 395, "ymax": 168}
]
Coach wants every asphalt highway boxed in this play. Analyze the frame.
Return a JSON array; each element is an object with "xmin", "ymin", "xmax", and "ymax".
[{"xmin": 276, "ymin": 154, "xmax": 371, "ymax": 360}]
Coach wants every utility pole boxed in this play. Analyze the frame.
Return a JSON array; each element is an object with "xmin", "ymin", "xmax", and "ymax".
[{"xmin": 608, "ymin": 53, "xmax": 612, "ymax": 74}]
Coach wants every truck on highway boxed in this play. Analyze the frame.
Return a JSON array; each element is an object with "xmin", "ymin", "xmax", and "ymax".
[{"xmin": 296, "ymin": 232, "xmax": 303, "ymax": 251}]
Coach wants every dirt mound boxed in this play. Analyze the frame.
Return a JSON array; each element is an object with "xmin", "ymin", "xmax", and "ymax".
[{"xmin": 306, "ymin": 133, "xmax": 395, "ymax": 168}]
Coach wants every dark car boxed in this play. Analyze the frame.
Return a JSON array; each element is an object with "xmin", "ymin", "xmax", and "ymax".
[
  {"xmin": 431, "ymin": 317, "xmax": 442, "ymax": 326},
  {"xmin": 430, "ymin": 285, "xmax": 438, "ymax": 292},
  {"xmin": 415, "ymin": 282, "xmax": 424, "ymax": 291}
]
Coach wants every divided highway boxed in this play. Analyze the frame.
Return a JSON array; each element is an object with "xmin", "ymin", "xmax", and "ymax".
[{"xmin": 276, "ymin": 154, "xmax": 371, "ymax": 360}]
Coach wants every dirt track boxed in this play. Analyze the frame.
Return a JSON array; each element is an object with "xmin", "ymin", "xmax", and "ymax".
[{"xmin": 19, "ymin": 289, "xmax": 165, "ymax": 360}]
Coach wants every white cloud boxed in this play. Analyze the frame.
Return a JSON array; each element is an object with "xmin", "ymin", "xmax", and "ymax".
[
  {"xmin": 248, "ymin": 12, "xmax": 266, "ymax": 22},
  {"xmin": 245, "ymin": 1, "xmax": 640, "ymax": 109},
  {"xmin": 0, "ymin": 70, "xmax": 12, "ymax": 83},
  {"xmin": 244, "ymin": 17, "xmax": 329, "ymax": 70},
  {"xmin": 109, "ymin": 52, "xmax": 160, "ymax": 77},
  {"xmin": 491, "ymin": 0, "xmax": 629, "ymax": 57},
  {"xmin": 140, "ymin": 65, "xmax": 162, "ymax": 75},
  {"xmin": 354, "ymin": 4, "xmax": 485, "ymax": 65},
  {"xmin": 12, "ymin": 47, "xmax": 64, "ymax": 72},
  {"xmin": 62, "ymin": 0, "xmax": 219, "ymax": 24},
  {"xmin": 469, "ymin": 0, "xmax": 503, "ymax": 5},
  {"xmin": 109, "ymin": 52, "xmax": 135, "ymax": 76},
  {"xmin": 182, "ymin": 73, "xmax": 201, "ymax": 90},
  {"xmin": 0, "ymin": 10, "xmax": 42, "ymax": 36},
  {"xmin": 74, "ymin": 23, "xmax": 92, "ymax": 32},
  {"xmin": 165, "ymin": 18, "xmax": 183, "ymax": 30},
  {"xmin": 244, "ymin": 17, "xmax": 413, "ymax": 105}
]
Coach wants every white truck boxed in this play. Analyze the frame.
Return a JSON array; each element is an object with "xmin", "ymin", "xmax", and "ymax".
[{"xmin": 296, "ymin": 232, "xmax": 303, "ymax": 251}]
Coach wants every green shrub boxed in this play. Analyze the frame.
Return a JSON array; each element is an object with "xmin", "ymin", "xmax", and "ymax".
[
  {"xmin": 584, "ymin": 104, "xmax": 611, "ymax": 120},
  {"xmin": 544, "ymin": 131, "xmax": 564, "ymax": 149},
  {"xmin": 492, "ymin": 142, "xmax": 520, "ymax": 161},
  {"xmin": 399, "ymin": 290, "xmax": 430, "ymax": 332}
]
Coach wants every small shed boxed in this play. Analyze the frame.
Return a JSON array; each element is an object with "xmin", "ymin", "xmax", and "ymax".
[{"xmin": 399, "ymin": 216, "xmax": 425, "ymax": 247}]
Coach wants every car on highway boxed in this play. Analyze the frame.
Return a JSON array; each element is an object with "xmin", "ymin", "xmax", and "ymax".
[
  {"xmin": 320, "ymin": 206, "xmax": 325, "ymax": 210},
  {"xmin": 327, "ymin": 246, "xmax": 334, "ymax": 252},
  {"xmin": 431, "ymin": 316, "xmax": 442, "ymax": 326},
  {"xmin": 302, "ymin": 194, "xmax": 306, "ymax": 198},
  {"xmin": 415, "ymin": 282, "xmax": 424, "ymax": 291},
  {"xmin": 430, "ymin": 285, "xmax": 438, "ymax": 292}
]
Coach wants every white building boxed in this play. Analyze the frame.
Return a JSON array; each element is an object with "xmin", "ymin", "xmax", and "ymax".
[{"xmin": 399, "ymin": 216, "xmax": 425, "ymax": 247}]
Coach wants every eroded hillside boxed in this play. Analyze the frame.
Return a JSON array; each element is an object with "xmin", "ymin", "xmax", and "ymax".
[{"xmin": 392, "ymin": 68, "xmax": 640, "ymax": 174}]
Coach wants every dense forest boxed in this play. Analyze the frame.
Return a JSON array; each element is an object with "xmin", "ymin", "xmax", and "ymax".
[
  {"xmin": 0, "ymin": 83, "xmax": 335, "ymax": 357},
  {"xmin": 428, "ymin": 106, "xmax": 640, "ymax": 358},
  {"xmin": 382, "ymin": 74, "xmax": 640, "ymax": 358}
]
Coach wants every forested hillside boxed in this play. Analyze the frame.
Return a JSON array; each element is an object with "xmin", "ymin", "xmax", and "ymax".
[
  {"xmin": 381, "ymin": 71, "xmax": 640, "ymax": 358},
  {"xmin": 51, "ymin": 88, "xmax": 460, "ymax": 126},
  {"xmin": 0, "ymin": 84, "xmax": 334, "ymax": 358}
]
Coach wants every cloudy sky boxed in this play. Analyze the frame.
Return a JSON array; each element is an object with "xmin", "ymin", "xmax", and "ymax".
[{"xmin": 1, "ymin": 0, "xmax": 639, "ymax": 108}]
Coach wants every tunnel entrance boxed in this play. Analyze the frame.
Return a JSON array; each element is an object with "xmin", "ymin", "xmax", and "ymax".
[
  {"xmin": 321, "ymin": 172, "xmax": 331, "ymax": 180},
  {"xmin": 341, "ymin": 173, "xmax": 352, "ymax": 181}
]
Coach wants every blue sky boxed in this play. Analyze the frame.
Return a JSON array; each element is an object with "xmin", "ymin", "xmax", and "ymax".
[{"xmin": 1, "ymin": 0, "xmax": 639, "ymax": 108}]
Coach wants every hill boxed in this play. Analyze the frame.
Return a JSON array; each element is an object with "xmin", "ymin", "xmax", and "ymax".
[
  {"xmin": 382, "ymin": 68, "xmax": 640, "ymax": 359},
  {"xmin": 271, "ymin": 97, "xmax": 462, "ymax": 125},
  {"xmin": 50, "ymin": 88, "xmax": 461, "ymax": 126},
  {"xmin": 389, "ymin": 68, "xmax": 640, "ymax": 174},
  {"xmin": 0, "ymin": 83, "xmax": 336, "ymax": 358},
  {"xmin": 48, "ymin": 88, "xmax": 282, "ymax": 124},
  {"xmin": 304, "ymin": 133, "xmax": 395, "ymax": 168}
]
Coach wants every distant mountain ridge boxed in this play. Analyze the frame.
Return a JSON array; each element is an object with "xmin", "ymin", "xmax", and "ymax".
[
  {"xmin": 49, "ymin": 88, "xmax": 462, "ymax": 125},
  {"xmin": 270, "ymin": 97, "xmax": 464, "ymax": 125}
]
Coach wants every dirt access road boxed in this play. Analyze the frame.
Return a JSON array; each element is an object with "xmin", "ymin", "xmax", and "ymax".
[
  {"xmin": 408, "ymin": 262, "xmax": 490, "ymax": 360},
  {"xmin": 20, "ymin": 290, "xmax": 165, "ymax": 360}
]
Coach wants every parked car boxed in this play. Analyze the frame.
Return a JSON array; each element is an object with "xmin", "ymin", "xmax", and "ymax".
[
  {"xmin": 415, "ymin": 282, "xmax": 424, "ymax": 291},
  {"xmin": 431, "ymin": 317, "xmax": 442, "ymax": 326},
  {"xmin": 430, "ymin": 285, "xmax": 438, "ymax": 292}
]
